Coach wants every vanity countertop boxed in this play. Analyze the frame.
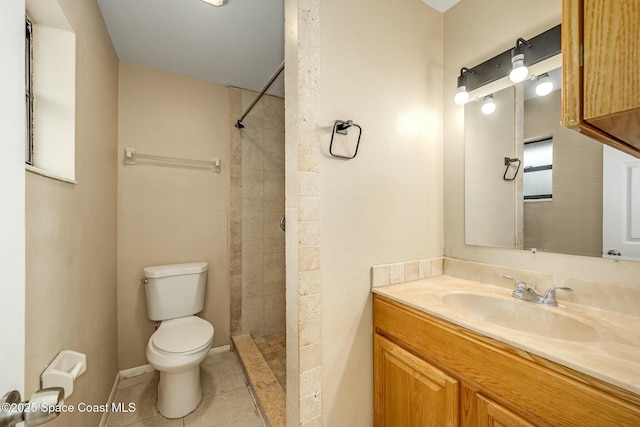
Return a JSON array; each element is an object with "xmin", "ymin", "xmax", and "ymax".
[{"xmin": 372, "ymin": 275, "xmax": 640, "ymax": 396}]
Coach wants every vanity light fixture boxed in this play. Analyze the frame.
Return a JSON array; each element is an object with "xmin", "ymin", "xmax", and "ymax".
[
  {"xmin": 535, "ymin": 73, "xmax": 554, "ymax": 96},
  {"xmin": 201, "ymin": 0, "xmax": 225, "ymax": 5},
  {"xmin": 481, "ymin": 95, "xmax": 496, "ymax": 115},
  {"xmin": 453, "ymin": 25, "xmax": 561, "ymax": 101},
  {"xmin": 509, "ymin": 38, "xmax": 532, "ymax": 83},
  {"xmin": 454, "ymin": 68, "xmax": 474, "ymax": 105}
]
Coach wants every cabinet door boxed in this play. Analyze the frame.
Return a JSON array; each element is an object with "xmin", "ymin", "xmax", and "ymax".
[
  {"xmin": 476, "ymin": 394, "xmax": 537, "ymax": 427},
  {"xmin": 562, "ymin": 0, "xmax": 640, "ymax": 157},
  {"xmin": 583, "ymin": 0, "xmax": 640, "ymax": 148},
  {"xmin": 374, "ymin": 334, "xmax": 459, "ymax": 427}
]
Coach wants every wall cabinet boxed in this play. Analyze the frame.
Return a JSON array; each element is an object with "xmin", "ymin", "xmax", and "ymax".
[
  {"xmin": 373, "ymin": 294, "xmax": 640, "ymax": 427},
  {"xmin": 562, "ymin": 0, "xmax": 640, "ymax": 158}
]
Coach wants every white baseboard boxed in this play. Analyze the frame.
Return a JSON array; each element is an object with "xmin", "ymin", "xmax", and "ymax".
[{"xmin": 118, "ymin": 344, "xmax": 231, "ymax": 379}]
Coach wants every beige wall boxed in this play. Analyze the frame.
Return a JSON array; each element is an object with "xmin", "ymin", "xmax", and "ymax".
[
  {"xmin": 524, "ymin": 89, "xmax": 603, "ymax": 257},
  {"xmin": 117, "ymin": 62, "xmax": 231, "ymax": 370},
  {"xmin": 25, "ymin": 0, "xmax": 119, "ymax": 425},
  {"xmin": 443, "ymin": 0, "xmax": 640, "ymax": 286},
  {"xmin": 317, "ymin": 0, "xmax": 444, "ymax": 424}
]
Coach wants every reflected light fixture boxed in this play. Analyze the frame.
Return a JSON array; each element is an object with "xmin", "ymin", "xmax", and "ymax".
[
  {"xmin": 481, "ymin": 95, "xmax": 496, "ymax": 115},
  {"xmin": 535, "ymin": 73, "xmax": 554, "ymax": 96},
  {"xmin": 201, "ymin": 0, "xmax": 225, "ymax": 5},
  {"xmin": 509, "ymin": 38, "xmax": 532, "ymax": 83},
  {"xmin": 454, "ymin": 67, "xmax": 474, "ymax": 105}
]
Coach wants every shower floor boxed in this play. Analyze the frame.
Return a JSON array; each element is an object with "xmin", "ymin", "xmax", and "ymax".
[{"xmin": 254, "ymin": 332, "xmax": 286, "ymax": 390}]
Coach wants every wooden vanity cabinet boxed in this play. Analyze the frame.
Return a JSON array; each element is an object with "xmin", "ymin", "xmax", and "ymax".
[
  {"xmin": 562, "ymin": 0, "xmax": 640, "ymax": 157},
  {"xmin": 373, "ymin": 294, "xmax": 640, "ymax": 427}
]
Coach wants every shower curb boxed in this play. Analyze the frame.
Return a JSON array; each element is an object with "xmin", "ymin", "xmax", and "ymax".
[{"xmin": 232, "ymin": 334, "xmax": 286, "ymax": 427}]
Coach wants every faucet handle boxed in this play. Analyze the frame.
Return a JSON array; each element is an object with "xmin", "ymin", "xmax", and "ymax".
[
  {"xmin": 503, "ymin": 275, "xmax": 527, "ymax": 296},
  {"xmin": 541, "ymin": 286, "xmax": 573, "ymax": 306}
]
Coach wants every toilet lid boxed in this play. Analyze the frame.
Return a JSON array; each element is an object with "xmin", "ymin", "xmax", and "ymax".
[{"xmin": 152, "ymin": 317, "xmax": 214, "ymax": 354}]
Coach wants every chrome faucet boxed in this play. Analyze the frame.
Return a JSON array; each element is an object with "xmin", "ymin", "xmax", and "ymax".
[{"xmin": 503, "ymin": 275, "xmax": 573, "ymax": 307}]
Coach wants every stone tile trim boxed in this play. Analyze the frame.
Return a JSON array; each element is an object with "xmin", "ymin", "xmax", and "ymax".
[
  {"xmin": 371, "ymin": 257, "xmax": 445, "ymax": 288},
  {"xmin": 232, "ymin": 334, "xmax": 286, "ymax": 427}
]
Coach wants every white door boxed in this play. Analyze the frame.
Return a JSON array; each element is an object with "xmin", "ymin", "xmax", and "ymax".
[
  {"xmin": 0, "ymin": 0, "xmax": 26, "ymax": 397},
  {"xmin": 603, "ymin": 145, "xmax": 640, "ymax": 261}
]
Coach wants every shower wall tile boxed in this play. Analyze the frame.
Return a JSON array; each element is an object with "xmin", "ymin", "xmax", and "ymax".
[
  {"xmin": 230, "ymin": 253, "xmax": 242, "ymax": 276},
  {"xmin": 242, "ymin": 169, "xmax": 264, "ymax": 211},
  {"xmin": 264, "ymin": 252, "xmax": 286, "ymax": 295},
  {"xmin": 264, "ymin": 292, "xmax": 286, "ymax": 335},
  {"xmin": 264, "ymin": 95, "xmax": 285, "ymax": 131},
  {"xmin": 242, "ymin": 253, "xmax": 264, "ymax": 298},
  {"xmin": 263, "ymin": 212, "xmax": 285, "ymax": 253},
  {"xmin": 242, "ymin": 211, "xmax": 263, "ymax": 254},
  {"xmin": 242, "ymin": 295, "xmax": 264, "ymax": 337},
  {"xmin": 242, "ymin": 127, "xmax": 264, "ymax": 171},
  {"xmin": 264, "ymin": 170, "xmax": 285, "ymax": 212},
  {"xmin": 264, "ymin": 129, "xmax": 285, "ymax": 171},
  {"xmin": 235, "ymin": 89, "xmax": 285, "ymax": 338},
  {"xmin": 229, "ymin": 88, "xmax": 243, "ymax": 336},
  {"xmin": 230, "ymin": 219, "xmax": 242, "ymax": 246},
  {"xmin": 241, "ymin": 90, "xmax": 264, "ymax": 129}
]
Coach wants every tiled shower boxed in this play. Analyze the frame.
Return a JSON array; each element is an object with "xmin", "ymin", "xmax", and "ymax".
[{"xmin": 229, "ymin": 88, "xmax": 286, "ymax": 379}]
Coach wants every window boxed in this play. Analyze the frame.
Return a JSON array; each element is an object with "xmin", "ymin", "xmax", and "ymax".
[
  {"xmin": 25, "ymin": 18, "xmax": 33, "ymax": 165},
  {"xmin": 523, "ymin": 137, "xmax": 553, "ymax": 200},
  {"xmin": 24, "ymin": 0, "xmax": 76, "ymax": 183}
]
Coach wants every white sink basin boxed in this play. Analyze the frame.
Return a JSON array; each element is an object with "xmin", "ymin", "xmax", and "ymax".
[{"xmin": 442, "ymin": 293, "xmax": 599, "ymax": 342}]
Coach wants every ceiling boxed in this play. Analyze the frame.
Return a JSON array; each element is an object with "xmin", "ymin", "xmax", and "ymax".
[{"xmin": 98, "ymin": 0, "xmax": 460, "ymax": 98}]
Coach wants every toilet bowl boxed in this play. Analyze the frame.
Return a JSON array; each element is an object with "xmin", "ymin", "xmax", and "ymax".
[
  {"xmin": 142, "ymin": 262, "xmax": 213, "ymax": 419},
  {"xmin": 146, "ymin": 316, "xmax": 214, "ymax": 418}
]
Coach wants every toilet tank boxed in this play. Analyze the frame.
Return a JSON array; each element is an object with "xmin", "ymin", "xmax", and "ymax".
[{"xmin": 143, "ymin": 262, "xmax": 208, "ymax": 321}]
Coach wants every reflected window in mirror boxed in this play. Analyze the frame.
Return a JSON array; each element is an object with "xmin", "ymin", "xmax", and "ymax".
[{"xmin": 523, "ymin": 137, "xmax": 553, "ymax": 201}]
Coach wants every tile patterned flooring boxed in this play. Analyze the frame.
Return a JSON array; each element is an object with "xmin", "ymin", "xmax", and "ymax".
[
  {"xmin": 253, "ymin": 332, "xmax": 286, "ymax": 390},
  {"xmin": 105, "ymin": 352, "xmax": 264, "ymax": 427}
]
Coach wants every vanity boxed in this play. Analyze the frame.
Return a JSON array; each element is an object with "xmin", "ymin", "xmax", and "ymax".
[{"xmin": 372, "ymin": 276, "xmax": 640, "ymax": 426}]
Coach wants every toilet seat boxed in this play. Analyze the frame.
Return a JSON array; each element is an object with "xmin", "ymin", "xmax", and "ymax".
[{"xmin": 151, "ymin": 316, "xmax": 214, "ymax": 355}]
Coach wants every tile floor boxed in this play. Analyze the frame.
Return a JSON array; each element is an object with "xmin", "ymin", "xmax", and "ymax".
[
  {"xmin": 253, "ymin": 332, "xmax": 286, "ymax": 390},
  {"xmin": 106, "ymin": 352, "xmax": 264, "ymax": 427}
]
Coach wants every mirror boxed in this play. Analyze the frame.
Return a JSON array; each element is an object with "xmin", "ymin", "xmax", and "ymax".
[{"xmin": 465, "ymin": 64, "xmax": 640, "ymax": 261}]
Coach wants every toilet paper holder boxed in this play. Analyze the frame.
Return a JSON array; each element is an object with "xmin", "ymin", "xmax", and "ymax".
[{"xmin": 41, "ymin": 350, "xmax": 86, "ymax": 398}]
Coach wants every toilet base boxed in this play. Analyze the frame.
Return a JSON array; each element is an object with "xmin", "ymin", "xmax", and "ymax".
[{"xmin": 157, "ymin": 365, "xmax": 202, "ymax": 418}]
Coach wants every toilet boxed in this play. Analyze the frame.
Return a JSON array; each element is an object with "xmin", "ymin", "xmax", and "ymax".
[{"xmin": 143, "ymin": 262, "xmax": 214, "ymax": 419}]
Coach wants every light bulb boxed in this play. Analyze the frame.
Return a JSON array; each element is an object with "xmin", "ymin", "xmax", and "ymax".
[
  {"xmin": 535, "ymin": 74, "xmax": 553, "ymax": 96},
  {"xmin": 454, "ymin": 86, "xmax": 469, "ymax": 105},
  {"xmin": 481, "ymin": 95, "xmax": 496, "ymax": 115},
  {"xmin": 509, "ymin": 53, "xmax": 528, "ymax": 83}
]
